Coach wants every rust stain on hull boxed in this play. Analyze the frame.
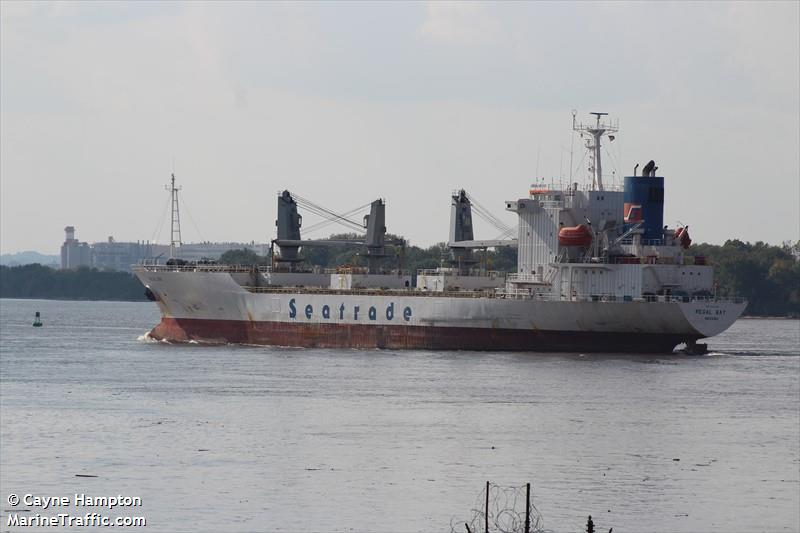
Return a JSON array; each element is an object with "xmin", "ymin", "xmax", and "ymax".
[{"xmin": 149, "ymin": 317, "xmax": 697, "ymax": 353}]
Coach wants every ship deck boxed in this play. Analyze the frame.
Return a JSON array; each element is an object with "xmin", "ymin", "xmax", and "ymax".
[{"xmin": 133, "ymin": 264, "xmax": 744, "ymax": 305}]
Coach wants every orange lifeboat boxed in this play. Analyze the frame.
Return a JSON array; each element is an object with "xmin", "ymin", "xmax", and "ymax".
[
  {"xmin": 558, "ymin": 224, "xmax": 593, "ymax": 247},
  {"xmin": 675, "ymin": 226, "xmax": 692, "ymax": 249}
]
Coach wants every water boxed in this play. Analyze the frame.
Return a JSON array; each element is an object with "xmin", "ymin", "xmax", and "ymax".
[{"xmin": 1, "ymin": 298, "xmax": 798, "ymax": 533}]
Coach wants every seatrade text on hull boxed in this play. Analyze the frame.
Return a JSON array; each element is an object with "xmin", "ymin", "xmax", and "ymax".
[
  {"xmin": 288, "ymin": 299, "xmax": 412, "ymax": 323},
  {"xmin": 135, "ymin": 112, "xmax": 746, "ymax": 354}
]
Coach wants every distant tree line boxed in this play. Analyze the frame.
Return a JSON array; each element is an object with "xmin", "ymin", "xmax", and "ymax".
[
  {"xmin": 689, "ymin": 240, "xmax": 799, "ymax": 316},
  {"xmin": 2, "ymin": 239, "xmax": 797, "ymax": 316},
  {"xmin": 0, "ymin": 264, "xmax": 146, "ymax": 301},
  {"xmin": 219, "ymin": 233, "xmax": 518, "ymax": 274}
]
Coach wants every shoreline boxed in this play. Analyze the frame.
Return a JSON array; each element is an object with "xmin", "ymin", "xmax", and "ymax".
[
  {"xmin": 0, "ymin": 296, "xmax": 147, "ymax": 303},
  {"xmin": 738, "ymin": 315, "xmax": 800, "ymax": 320}
]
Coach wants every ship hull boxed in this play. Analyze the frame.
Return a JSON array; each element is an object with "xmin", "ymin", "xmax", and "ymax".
[
  {"xmin": 136, "ymin": 270, "xmax": 746, "ymax": 353},
  {"xmin": 148, "ymin": 316, "xmax": 696, "ymax": 353}
]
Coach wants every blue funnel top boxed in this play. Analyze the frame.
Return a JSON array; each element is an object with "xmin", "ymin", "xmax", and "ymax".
[{"xmin": 623, "ymin": 175, "xmax": 664, "ymax": 242}]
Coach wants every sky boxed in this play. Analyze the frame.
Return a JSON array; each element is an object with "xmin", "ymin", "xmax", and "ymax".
[{"xmin": 1, "ymin": 1, "xmax": 798, "ymax": 254}]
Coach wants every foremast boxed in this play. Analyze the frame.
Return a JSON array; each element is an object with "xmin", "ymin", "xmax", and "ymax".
[{"xmin": 167, "ymin": 173, "xmax": 182, "ymax": 259}]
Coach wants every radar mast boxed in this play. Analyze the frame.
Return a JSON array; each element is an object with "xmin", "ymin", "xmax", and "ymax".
[{"xmin": 573, "ymin": 111, "xmax": 619, "ymax": 190}]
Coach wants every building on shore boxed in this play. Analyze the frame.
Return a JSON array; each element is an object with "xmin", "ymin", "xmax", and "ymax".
[
  {"xmin": 60, "ymin": 226, "xmax": 92, "ymax": 269},
  {"xmin": 162, "ymin": 242, "xmax": 270, "ymax": 262},
  {"xmin": 92, "ymin": 237, "xmax": 155, "ymax": 272},
  {"xmin": 60, "ymin": 226, "xmax": 269, "ymax": 271}
]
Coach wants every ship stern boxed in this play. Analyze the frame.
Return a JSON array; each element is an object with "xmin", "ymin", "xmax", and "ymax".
[{"xmin": 678, "ymin": 299, "xmax": 748, "ymax": 339}]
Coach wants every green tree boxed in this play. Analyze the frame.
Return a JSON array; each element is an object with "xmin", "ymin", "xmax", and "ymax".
[
  {"xmin": 690, "ymin": 240, "xmax": 800, "ymax": 316},
  {"xmin": 218, "ymin": 249, "xmax": 269, "ymax": 265}
]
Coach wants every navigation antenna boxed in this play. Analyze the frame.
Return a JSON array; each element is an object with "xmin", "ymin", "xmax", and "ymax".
[
  {"xmin": 166, "ymin": 173, "xmax": 182, "ymax": 258},
  {"xmin": 573, "ymin": 111, "xmax": 618, "ymax": 191}
]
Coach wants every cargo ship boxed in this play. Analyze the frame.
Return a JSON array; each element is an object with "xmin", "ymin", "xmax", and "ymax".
[{"xmin": 134, "ymin": 113, "xmax": 746, "ymax": 353}]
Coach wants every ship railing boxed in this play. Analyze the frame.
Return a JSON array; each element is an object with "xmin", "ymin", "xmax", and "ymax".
[
  {"xmin": 242, "ymin": 286, "xmax": 501, "ymax": 298},
  {"xmin": 325, "ymin": 269, "xmax": 411, "ymax": 276},
  {"xmin": 506, "ymin": 273, "xmax": 543, "ymax": 283},
  {"xmin": 475, "ymin": 270, "xmax": 505, "ymax": 278},
  {"xmin": 483, "ymin": 290, "xmax": 746, "ymax": 303},
  {"xmin": 136, "ymin": 264, "xmax": 422, "ymax": 276},
  {"xmin": 529, "ymin": 182, "xmax": 624, "ymax": 194},
  {"xmin": 134, "ymin": 264, "xmax": 273, "ymax": 273},
  {"xmin": 416, "ymin": 268, "xmax": 459, "ymax": 276},
  {"xmin": 507, "ymin": 271, "xmax": 562, "ymax": 282},
  {"xmin": 537, "ymin": 200, "xmax": 562, "ymax": 208},
  {"xmin": 324, "ymin": 267, "xmax": 369, "ymax": 275},
  {"xmin": 542, "ymin": 293, "xmax": 746, "ymax": 304},
  {"xmin": 545, "ymin": 257, "xmax": 614, "ymax": 265},
  {"xmin": 603, "ymin": 255, "xmax": 710, "ymax": 266},
  {"xmin": 618, "ymin": 238, "xmax": 668, "ymax": 246},
  {"xmin": 495, "ymin": 288, "xmax": 545, "ymax": 299},
  {"xmin": 240, "ymin": 284, "xmax": 746, "ymax": 304},
  {"xmin": 417, "ymin": 269, "xmax": 506, "ymax": 277},
  {"xmin": 638, "ymin": 295, "xmax": 747, "ymax": 304}
]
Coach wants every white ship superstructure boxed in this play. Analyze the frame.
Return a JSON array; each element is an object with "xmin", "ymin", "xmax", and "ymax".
[{"xmin": 134, "ymin": 113, "xmax": 745, "ymax": 353}]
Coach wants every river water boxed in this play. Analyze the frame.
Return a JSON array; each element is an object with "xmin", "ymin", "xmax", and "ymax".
[{"xmin": 1, "ymin": 298, "xmax": 798, "ymax": 532}]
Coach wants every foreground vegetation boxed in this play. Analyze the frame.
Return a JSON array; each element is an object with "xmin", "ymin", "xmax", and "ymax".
[{"xmin": 2, "ymin": 239, "xmax": 797, "ymax": 316}]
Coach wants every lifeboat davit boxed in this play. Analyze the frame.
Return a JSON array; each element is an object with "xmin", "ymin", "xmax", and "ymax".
[
  {"xmin": 675, "ymin": 226, "xmax": 692, "ymax": 249},
  {"xmin": 558, "ymin": 224, "xmax": 593, "ymax": 247}
]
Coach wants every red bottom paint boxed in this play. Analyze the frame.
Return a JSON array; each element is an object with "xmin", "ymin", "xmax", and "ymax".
[{"xmin": 149, "ymin": 317, "xmax": 699, "ymax": 353}]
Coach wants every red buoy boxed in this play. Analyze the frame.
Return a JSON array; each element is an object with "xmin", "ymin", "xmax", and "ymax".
[{"xmin": 558, "ymin": 224, "xmax": 593, "ymax": 247}]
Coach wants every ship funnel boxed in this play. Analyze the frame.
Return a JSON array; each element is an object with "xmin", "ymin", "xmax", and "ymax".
[
  {"xmin": 642, "ymin": 160, "xmax": 658, "ymax": 178},
  {"xmin": 624, "ymin": 164, "xmax": 665, "ymax": 241}
]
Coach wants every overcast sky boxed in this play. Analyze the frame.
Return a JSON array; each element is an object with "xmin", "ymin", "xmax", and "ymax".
[{"xmin": 1, "ymin": 1, "xmax": 798, "ymax": 254}]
